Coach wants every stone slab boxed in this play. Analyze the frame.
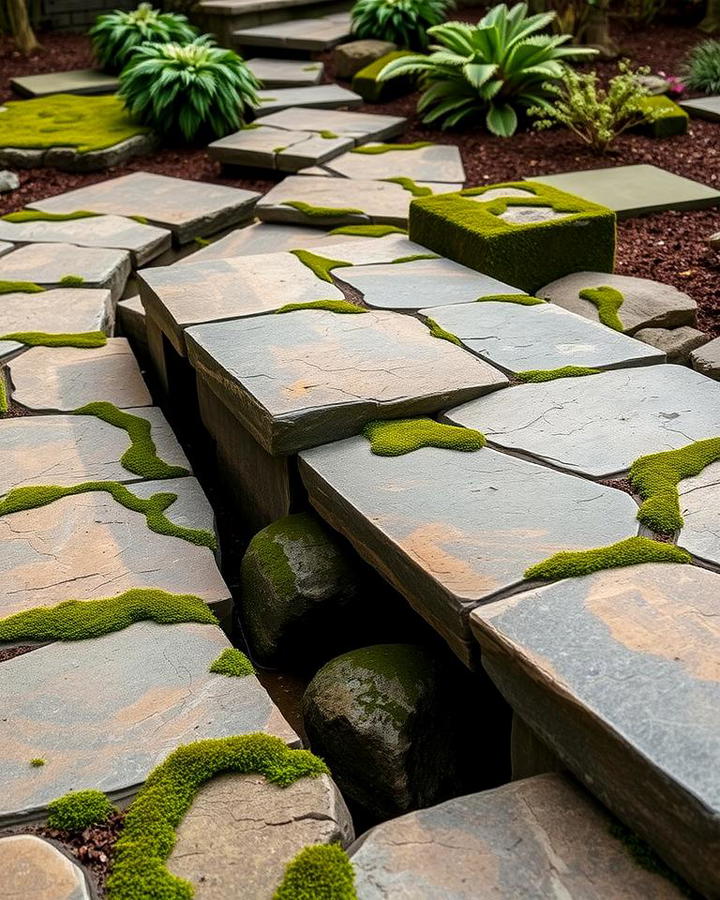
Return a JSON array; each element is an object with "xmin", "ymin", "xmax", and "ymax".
[
  {"xmin": 168, "ymin": 773, "xmax": 353, "ymax": 899},
  {"xmin": 0, "ymin": 407, "xmax": 189, "ymax": 494},
  {"xmin": 323, "ymin": 143, "xmax": 466, "ymax": 185},
  {"xmin": 538, "ymin": 271, "xmax": 697, "ymax": 334},
  {"xmin": 0, "ymin": 834, "xmax": 91, "ymax": 900},
  {"xmin": 446, "ymin": 364, "xmax": 720, "ymax": 478},
  {"xmin": 691, "ymin": 335, "xmax": 720, "ymax": 379},
  {"xmin": 0, "ymin": 242, "xmax": 130, "ymax": 303},
  {"xmin": 186, "ymin": 308, "xmax": 508, "ymax": 455},
  {"xmin": 0, "ymin": 476, "xmax": 228, "ymax": 619},
  {"xmin": 420, "ymin": 300, "xmax": 664, "ymax": 374},
  {"xmin": 8, "ymin": 338, "xmax": 152, "ymax": 412},
  {"xmin": 0, "ymin": 240, "xmax": 14, "ymax": 256},
  {"xmin": 0, "ymin": 621, "xmax": 296, "ymax": 823},
  {"xmin": 469, "ymin": 563, "xmax": 720, "ymax": 898},
  {"xmin": 208, "ymin": 125, "xmax": 354, "ymax": 173},
  {"xmin": 29, "ymin": 172, "xmax": 260, "ymax": 244},
  {"xmin": 343, "ymin": 257, "xmax": 524, "ymax": 310},
  {"xmin": 530, "ymin": 164, "xmax": 720, "ymax": 217},
  {"xmin": 634, "ymin": 325, "xmax": 709, "ymax": 364},
  {"xmin": 233, "ymin": 14, "xmax": 351, "ymax": 50},
  {"xmin": 10, "ymin": 68, "xmax": 119, "ymax": 98},
  {"xmin": 350, "ymin": 773, "xmax": 685, "ymax": 899},
  {"xmin": 254, "ymin": 84, "xmax": 363, "ymax": 116},
  {"xmin": 677, "ymin": 461, "xmax": 720, "ymax": 565},
  {"xmin": 0, "ymin": 133, "xmax": 158, "ymax": 175},
  {"xmin": 679, "ymin": 95, "xmax": 720, "ymax": 121},
  {"xmin": 255, "ymin": 107, "xmax": 405, "ymax": 144},
  {"xmin": 174, "ymin": 222, "xmax": 346, "ymax": 260},
  {"xmin": 116, "ymin": 294, "xmax": 146, "ymax": 346},
  {"xmin": 247, "ymin": 57, "xmax": 323, "ymax": 87},
  {"xmin": 299, "ymin": 440, "xmax": 638, "ymax": 663},
  {"xmin": 0, "ymin": 215, "xmax": 171, "ymax": 267}
]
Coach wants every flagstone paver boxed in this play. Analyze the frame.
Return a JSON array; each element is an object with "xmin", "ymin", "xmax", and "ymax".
[
  {"xmin": 116, "ymin": 294, "xmax": 146, "ymax": 347},
  {"xmin": 677, "ymin": 462, "xmax": 720, "ymax": 564},
  {"xmin": 350, "ymin": 773, "xmax": 685, "ymax": 899},
  {"xmin": 29, "ymin": 172, "xmax": 260, "ymax": 243},
  {"xmin": 691, "ymin": 335, "xmax": 720, "ymax": 378},
  {"xmin": 0, "ymin": 835, "xmax": 91, "ymax": 900},
  {"xmin": 8, "ymin": 338, "xmax": 152, "ymax": 412},
  {"xmin": 420, "ymin": 300, "xmax": 664, "ymax": 373},
  {"xmin": 207, "ymin": 125, "xmax": 354, "ymax": 172},
  {"xmin": 186, "ymin": 308, "xmax": 508, "ymax": 455},
  {"xmin": 0, "ymin": 476, "xmax": 229, "ymax": 619},
  {"xmin": 299, "ymin": 439, "xmax": 638, "ymax": 662},
  {"xmin": 0, "ymin": 242, "xmax": 130, "ymax": 302},
  {"xmin": 530, "ymin": 164, "xmax": 720, "ymax": 217},
  {"xmin": 0, "ymin": 621, "xmax": 296, "ymax": 823},
  {"xmin": 254, "ymin": 84, "xmax": 363, "ymax": 116},
  {"xmin": 233, "ymin": 14, "xmax": 351, "ymax": 51},
  {"xmin": 0, "ymin": 240, "xmax": 13, "ymax": 256},
  {"xmin": 10, "ymin": 68, "xmax": 119, "ymax": 98},
  {"xmin": 446, "ymin": 365, "xmax": 720, "ymax": 478},
  {"xmin": 469, "ymin": 563, "xmax": 720, "ymax": 898},
  {"xmin": 538, "ymin": 271, "xmax": 697, "ymax": 333},
  {"xmin": 247, "ymin": 57, "xmax": 323, "ymax": 87},
  {"xmin": 255, "ymin": 107, "xmax": 405, "ymax": 144},
  {"xmin": 168, "ymin": 773, "xmax": 353, "ymax": 899},
  {"xmin": 322, "ymin": 143, "xmax": 465, "ymax": 185},
  {"xmin": 0, "ymin": 407, "xmax": 189, "ymax": 494},
  {"xmin": 0, "ymin": 214, "xmax": 171, "ymax": 266},
  {"xmin": 175, "ymin": 222, "xmax": 359, "ymax": 260},
  {"xmin": 679, "ymin": 95, "xmax": 720, "ymax": 121}
]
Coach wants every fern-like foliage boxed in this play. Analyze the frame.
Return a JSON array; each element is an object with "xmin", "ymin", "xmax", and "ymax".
[
  {"xmin": 89, "ymin": 2, "xmax": 198, "ymax": 74},
  {"xmin": 378, "ymin": 1, "xmax": 597, "ymax": 134},
  {"xmin": 682, "ymin": 39, "xmax": 720, "ymax": 95},
  {"xmin": 119, "ymin": 37, "xmax": 260, "ymax": 142},
  {"xmin": 351, "ymin": 0, "xmax": 454, "ymax": 50}
]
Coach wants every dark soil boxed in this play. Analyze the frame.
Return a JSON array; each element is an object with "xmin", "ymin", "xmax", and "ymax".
[{"xmin": 0, "ymin": 644, "xmax": 37, "ymax": 662}]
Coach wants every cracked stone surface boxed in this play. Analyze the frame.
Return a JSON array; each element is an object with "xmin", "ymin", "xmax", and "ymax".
[
  {"xmin": 0, "ymin": 476, "xmax": 229, "ymax": 619},
  {"xmin": 0, "ymin": 215, "xmax": 171, "ymax": 266},
  {"xmin": 0, "ymin": 242, "xmax": 130, "ymax": 302},
  {"xmin": 0, "ymin": 288, "xmax": 113, "ymax": 364},
  {"xmin": 0, "ymin": 621, "xmax": 296, "ymax": 824},
  {"xmin": 8, "ymin": 338, "xmax": 152, "ymax": 412},
  {"xmin": 185, "ymin": 308, "xmax": 508, "ymax": 455},
  {"xmin": 256, "ymin": 107, "xmax": 405, "ymax": 143},
  {"xmin": 420, "ymin": 300, "xmax": 664, "ymax": 374},
  {"xmin": 538, "ymin": 271, "xmax": 697, "ymax": 334},
  {"xmin": 247, "ymin": 57, "xmax": 323, "ymax": 87},
  {"xmin": 10, "ymin": 68, "xmax": 119, "ymax": 98},
  {"xmin": 680, "ymin": 95, "xmax": 720, "ymax": 122},
  {"xmin": 343, "ymin": 257, "xmax": 523, "ymax": 310},
  {"xmin": 29, "ymin": 172, "xmax": 260, "ymax": 243},
  {"xmin": 322, "ymin": 143, "xmax": 465, "ymax": 185},
  {"xmin": 469, "ymin": 563, "xmax": 720, "ymax": 899},
  {"xmin": 208, "ymin": 125, "xmax": 354, "ymax": 172},
  {"xmin": 299, "ymin": 439, "xmax": 637, "ymax": 662},
  {"xmin": 168, "ymin": 773, "xmax": 353, "ymax": 899},
  {"xmin": 678, "ymin": 461, "xmax": 720, "ymax": 565},
  {"xmin": 0, "ymin": 407, "xmax": 189, "ymax": 494},
  {"xmin": 350, "ymin": 773, "xmax": 685, "ymax": 899},
  {"xmin": 255, "ymin": 84, "xmax": 362, "ymax": 116},
  {"xmin": 233, "ymin": 14, "xmax": 351, "ymax": 51},
  {"xmin": 0, "ymin": 834, "xmax": 91, "ymax": 900},
  {"xmin": 446, "ymin": 365, "xmax": 720, "ymax": 478}
]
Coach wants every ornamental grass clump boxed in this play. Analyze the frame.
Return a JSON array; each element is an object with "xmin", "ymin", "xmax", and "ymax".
[
  {"xmin": 119, "ymin": 36, "xmax": 260, "ymax": 142},
  {"xmin": 351, "ymin": 0, "xmax": 454, "ymax": 50},
  {"xmin": 682, "ymin": 39, "xmax": 720, "ymax": 94},
  {"xmin": 378, "ymin": 2, "xmax": 597, "ymax": 134},
  {"xmin": 90, "ymin": 2, "xmax": 198, "ymax": 74}
]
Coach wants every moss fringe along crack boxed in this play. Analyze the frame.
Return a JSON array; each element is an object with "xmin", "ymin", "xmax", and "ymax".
[
  {"xmin": 282, "ymin": 201, "xmax": 365, "ymax": 220},
  {"xmin": 351, "ymin": 141, "xmax": 433, "ymax": 155},
  {"xmin": 277, "ymin": 300, "xmax": 366, "ymax": 315},
  {"xmin": 476, "ymin": 294, "xmax": 545, "ymax": 306},
  {"xmin": 579, "ymin": 286, "xmax": 625, "ymax": 332},
  {"xmin": 382, "ymin": 176, "xmax": 432, "ymax": 197},
  {"xmin": 516, "ymin": 366, "xmax": 600, "ymax": 383},
  {"xmin": 1, "ymin": 209, "xmax": 100, "ymax": 223},
  {"xmin": 424, "ymin": 317, "xmax": 462, "ymax": 346},
  {"xmin": 364, "ymin": 418, "xmax": 486, "ymax": 456},
  {"xmin": 48, "ymin": 789, "xmax": 117, "ymax": 831},
  {"xmin": 274, "ymin": 844, "xmax": 357, "ymax": 900},
  {"xmin": 209, "ymin": 648, "xmax": 255, "ymax": 677},
  {"xmin": 289, "ymin": 249, "xmax": 351, "ymax": 284},
  {"xmin": 0, "ymin": 280, "xmax": 45, "ymax": 295},
  {"xmin": 329, "ymin": 224, "xmax": 407, "ymax": 237},
  {"xmin": 0, "ymin": 331, "xmax": 107, "ymax": 348}
]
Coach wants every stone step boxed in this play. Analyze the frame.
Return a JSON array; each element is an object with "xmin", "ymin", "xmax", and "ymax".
[
  {"xmin": 315, "ymin": 141, "xmax": 466, "ymax": 186},
  {"xmin": 233, "ymin": 11, "xmax": 352, "ymax": 53},
  {"xmin": 255, "ymin": 106, "xmax": 405, "ymax": 142},
  {"xmin": 10, "ymin": 68, "xmax": 119, "ymax": 98},
  {"xmin": 254, "ymin": 84, "xmax": 363, "ymax": 116},
  {"xmin": 199, "ymin": 0, "xmax": 349, "ymax": 44},
  {"xmin": 679, "ymin": 95, "xmax": 720, "ymax": 121},
  {"xmin": 208, "ymin": 123, "xmax": 355, "ymax": 173},
  {"xmin": 247, "ymin": 56, "xmax": 323, "ymax": 87}
]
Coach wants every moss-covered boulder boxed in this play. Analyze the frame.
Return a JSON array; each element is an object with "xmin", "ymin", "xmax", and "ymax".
[
  {"xmin": 636, "ymin": 96, "xmax": 689, "ymax": 138},
  {"xmin": 352, "ymin": 51, "xmax": 416, "ymax": 103}
]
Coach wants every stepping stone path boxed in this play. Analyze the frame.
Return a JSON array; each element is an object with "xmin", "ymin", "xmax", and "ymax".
[
  {"xmin": 0, "ymin": 834, "xmax": 91, "ymax": 899},
  {"xmin": 680, "ymin": 95, "xmax": 720, "ymax": 121},
  {"xmin": 470, "ymin": 563, "xmax": 720, "ymax": 897},
  {"xmin": 247, "ymin": 57, "xmax": 323, "ymax": 87},
  {"xmin": 208, "ymin": 124, "xmax": 355, "ymax": 173},
  {"xmin": 318, "ymin": 142, "xmax": 466, "ymax": 186},
  {"xmin": 233, "ymin": 12, "xmax": 351, "ymax": 52},
  {"xmin": 254, "ymin": 84, "xmax": 362, "ymax": 116},
  {"xmin": 10, "ymin": 68, "xmax": 119, "ymax": 98},
  {"xmin": 255, "ymin": 107, "xmax": 406, "ymax": 143}
]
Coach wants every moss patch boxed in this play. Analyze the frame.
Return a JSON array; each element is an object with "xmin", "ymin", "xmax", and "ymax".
[
  {"xmin": 364, "ymin": 418, "xmax": 486, "ymax": 456},
  {"xmin": 579, "ymin": 286, "xmax": 625, "ymax": 331},
  {"xmin": 351, "ymin": 50, "xmax": 417, "ymax": 103},
  {"xmin": 290, "ymin": 249, "xmax": 351, "ymax": 283},
  {"xmin": 209, "ymin": 648, "xmax": 255, "ymax": 677},
  {"xmin": 282, "ymin": 201, "xmax": 364, "ymax": 220},
  {"xmin": 106, "ymin": 734, "xmax": 328, "ymax": 900},
  {"xmin": 0, "ymin": 376, "xmax": 7, "ymax": 415},
  {"xmin": 0, "ymin": 588, "xmax": 217, "ymax": 644},
  {"xmin": 516, "ymin": 366, "xmax": 600, "ymax": 383},
  {"xmin": 0, "ymin": 94, "xmax": 151, "ymax": 153},
  {"xmin": 425, "ymin": 317, "xmax": 462, "ymax": 346},
  {"xmin": 351, "ymin": 141, "xmax": 434, "ymax": 155},
  {"xmin": 0, "ymin": 331, "xmax": 107, "ymax": 348},
  {"xmin": 193, "ymin": 236, "xmax": 211, "ymax": 248},
  {"xmin": 524, "ymin": 536, "xmax": 691, "ymax": 581},
  {"xmin": 130, "ymin": 214, "xmax": 149, "ymax": 224},
  {"xmin": 382, "ymin": 176, "xmax": 432, "ymax": 198},
  {"xmin": 30, "ymin": 758, "xmax": 45, "ymax": 767},
  {"xmin": 59, "ymin": 274, "xmax": 85, "ymax": 286},
  {"xmin": 47, "ymin": 789, "xmax": 116, "ymax": 831},
  {"xmin": 319, "ymin": 130, "xmax": 339, "ymax": 139},
  {"xmin": 274, "ymin": 844, "xmax": 356, "ymax": 900},
  {"xmin": 329, "ymin": 224, "xmax": 407, "ymax": 237},
  {"xmin": 389, "ymin": 253, "xmax": 438, "ymax": 263},
  {"xmin": 629, "ymin": 437, "xmax": 720, "ymax": 534},
  {"xmin": 0, "ymin": 280, "xmax": 45, "ymax": 295},
  {"xmin": 476, "ymin": 293, "xmax": 545, "ymax": 306},
  {"xmin": 277, "ymin": 299, "xmax": 366, "ymax": 315},
  {"xmin": 0, "ymin": 482, "xmax": 216, "ymax": 550},
  {"xmin": 1, "ymin": 209, "xmax": 100, "ymax": 223}
]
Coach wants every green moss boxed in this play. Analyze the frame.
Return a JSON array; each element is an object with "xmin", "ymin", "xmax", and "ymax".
[
  {"xmin": 351, "ymin": 141, "xmax": 434, "ymax": 155},
  {"xmin": 1, "ymin": 209, "xmax": 100, "ymax": 223},
  {"xmin": 476, "ymin": 293, "xmax": 545, "ymax": 306},
  {"xmin": 351, "ymin": 51, "xmax": 417, "ymax": 103},
  {"xmin": 318, "ymin": 130, "xmax": 339, "ymax": 139},
  {"xmin": 47, "ymin": 789, "xmax": 116, "ymax": 831},
  {"xmin": 382, "ymin": 176, "xmax": 432, "ymax": 197},
  {"xmin": 209, "ymin": 648, "xmax": 255, "ymax": 677},
  {"xmin": 277, "ymin": 299, "xmax": 366, "ymax": 314},
  {"xmin": 389, "ymin": 253, "xmax": 438, "ymax": 263},
  {"xmin": 282, "ymin": 201, "xmax": 365, "ymax": 220},
  {"xmin": 579, "ymin": 286, "xmax": 625, "ymax": 331},
  {"xmin": 329, "ymin": 224, "xmax": 408, "ymax": 237},
  {"xmin": 516, "ymin": 366, "xmax": 600, "ymax": 383},
  {"xmin": 0, "ymin": 280, "xmax": 45, "ymax": 295},
  {"xmin": 74, "ymin": 401, "xmax": 190, "ymax": 480},
  {"xmin": 409, "ymin": 181, "xmax": 616, "ymax": 294},
  {"xmin": 273, "ymin": 146, "xmax": 288, "ymax": 153},
  {"xmin": 524, "ymin": 536, "xmax": 691, "ymax": 581},
  {"xmin": 425, "ymin": 317, "xmax": 462, "ymax": 346},
  {"xmin": 0, "ymin": 588, "xmax": 217, "ymax": 644},
  {"xmin": 290, "ymin": 248, "xmax": 351, "ymax": 283},
  {"xmin": 193, "ymin": 236, "xmax": 211, "ymax": 247},
  {"xmin": 30, "ymin": 758, "xmax": 45, "ymax": 767},
  {"xmin": 59, "ymin": 274, "xmax": 85, "ymax": 286},
  {"xmin": 609, "ymin": 821, "xmax": 698, "ymax": 898},
  {"xmin": 0, "ymin": 482, "xmax": 216, "ymax": 550},
  {"xmin": 0, "ymin": 376, "xmax": 7, "ymax": 415},
  {"xmin": 106, "ymin": 734, "xmax": 328, "ymax": 900},
  {"xmin": 274, "ymin": 844, "xmax": 356, "ymax": 900},
  {"xmin": 636, "ymin": 96, "xmax": 689, "ymax": 138},
  {"xmin": 130, "ymin": 214, "xmax": 150, "ymax": 224},
  {"xmin": 0, "ymin": 94, "xmax": 150, "ymax": 153},
  {"xmin": 303, "ymin": 65, "xmax": 320, "ymax": 72},
  {"xmin": 629, "ymin": 437, "xmax": 720, "ymax": 534},
  {"xmin": 364, "ymin": 417, "xmax": 486, "ymax": 456},
  {"xmin": 0, "ymin": 331, "xmax": 107, "ymax": 348}
]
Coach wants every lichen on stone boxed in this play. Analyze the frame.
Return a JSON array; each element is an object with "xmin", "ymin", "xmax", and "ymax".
[
  {"xmin": 209, "ymin": 648, "xmax": 255, "ymax": 677},
  {"xmin": 276, "ymin": 299, "xmax": 366, "ymax": 315},
  {"xmin": 1, "ymin": 209, "xmax": 100, "ymax": 223},
  {"xmin": 381, "ymin": 176, "xmax": 431, "ymax": 198},
  {"xmin": 424, "ymin": 317, "xmax": 462, "ymax": 346},
  {"xmin": 475, "ymin": 293, "xmax": 545, "ymax": 306},
  {"xmin": 351, "ymin": 142, "xmax": 433, "ymax": 155},
  {"xmin": 329, "ymin": 224, "xmax": 408, "ymax": 237},
  {"xmin": 515, "ymin": 366, "xmax": 600, "ymax": 383},
  {"xmin": 524, "ymin": 536, "xmax": 691, "ymax": 581},
  {"xmin": 59, "ymin": 274, "xmax": 85, "ymax": 286},
  {"xmin": 0, "ymin": 331, "xmax": 107, "ymax": 348},
  {"xmin": 289, "ymin": 249, "xmax": 351, "ymax": 284},
  {"xmin": 47, "ymin": 789, "xmax": 116, "ymax": 831},
  {"xmin": 389, "ymin": 254, "xmax": 438, "ymax": 264},
  {"xmin": 579, "ymin": 285, "xmax": 625, "ymax": 331},
  {"xmin": 363, "ymin": 418, "xmax": 486, "ymax": 456},
  {"xmin": 0, "ymin": 280, "xmax": 45, "ymax": 295},
  {"xmin": 282, "ymin": 201, "xmax": 365, "ymax": 219},
  {"xmin": 30, "ymin": 758, "xmax": 45, "ymax": 767},
  {"xmin": 274, "ymin": 844, "xmax": 356, "ymax": 900}
]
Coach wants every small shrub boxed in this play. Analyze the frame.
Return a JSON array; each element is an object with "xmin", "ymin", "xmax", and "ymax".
[
  {"xmin": 90, "ymin": 2, "xmax": 198, "ymax": 74},
  {"xmin": 119, "ymin": 36, "xmax": 259, "ymax": 142},
  {"xmin": 682, "ymin": 39, "xmax": 720, "ymax": 94},
  {"xmin": 351, "ymin": 0, "xmax": 453, "ymax": 50},
  {"xmin": 47, "ymin": 789, "xmax": 116, "ymax": 831}
]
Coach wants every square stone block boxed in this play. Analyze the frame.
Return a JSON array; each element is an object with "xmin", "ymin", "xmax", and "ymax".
[
  {"xmin": 10, "ymin": 68, "xmax": 119, "ymax": 98},
  {"xmin": 247, "ymin": 57, "xmax": 323, "ymax": 88},
  {"xmin": 257, "ymin": 107, "xmax": 405, "ymax": 144},
  {"xmin": 208, "ymin": 125, "xmax": 354, "ymax": 173},
  {"xmin": 254, "ymin": 84, "xmax": 363, "ymax": 116},
  {"xmin": 323, "ymin": 143, "xmax": 465, "ymax": 185},
  {"xmin": 679, "ymin": 95, "xmax": 720, "ymax": 122}
]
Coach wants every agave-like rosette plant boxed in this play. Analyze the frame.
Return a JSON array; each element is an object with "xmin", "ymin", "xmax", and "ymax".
[
  {"xmin": 119, "ymin": 37, "xmax": 260, "ymax": 142},
  {"xmin": 351, "ymin": 0, "xmax": 454, "ymax": 51},
  {"xmin": 378, "ymin": 2, "xmax": 598, "ymax": 135}
]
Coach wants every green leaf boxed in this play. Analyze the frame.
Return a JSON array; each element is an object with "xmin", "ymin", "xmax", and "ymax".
[
  {"xmin": 463, "ymin": 62, "xmax": 498, "ymax": 88},
  {"xmin": 486, "ymin": 103, "xmax": 518, "ymax": 136}
]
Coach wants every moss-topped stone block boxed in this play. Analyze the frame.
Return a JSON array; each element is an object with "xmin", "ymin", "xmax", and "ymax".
[
  {"xmin": 636, "ymin": 95, "xmax": 689, "ymax": 138},
  {"xmin": 408, "ymin": 181, "xmax": 616, "ymax": 294},
  {"xmin": 352, "ymin": 51, "xmax": 416, "ymax": 103}
]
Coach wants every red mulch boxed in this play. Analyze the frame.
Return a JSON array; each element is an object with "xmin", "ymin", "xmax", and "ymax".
[{"xmin": 0, "ymin": 644, "xmax": 36, "ymax": 662}]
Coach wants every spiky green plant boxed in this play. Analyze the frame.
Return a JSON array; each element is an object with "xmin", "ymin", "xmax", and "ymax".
[
  {"xmin": 119, "ymin": 37, "xmax": 260, "ymax": 142},
  {"xmin": 351, "ymin": 0, "xmax": 454, "ymax": 50},
  {"xmin": 378, "ymin": 2, "xmax": 597, "ymax": 134},
  {"xmin": 89, "ymin": 3, "xmax": 198, "ymax": 74},
  {"xmin": 682, "ymin": 39, "xmax": 720, "ymax": 94}
]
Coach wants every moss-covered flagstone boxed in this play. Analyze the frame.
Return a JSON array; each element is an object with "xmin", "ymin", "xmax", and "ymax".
[{"xmin": 322, "ymin": 141, "xmax": 465, "ymax": 186}]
